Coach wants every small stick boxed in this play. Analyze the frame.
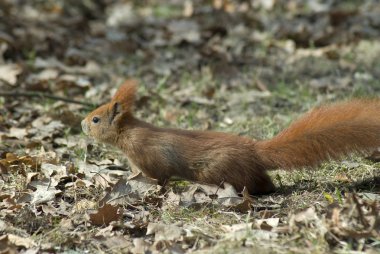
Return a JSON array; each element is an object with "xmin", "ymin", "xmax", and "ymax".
[{"xmin": 0, "ymin": 91, "xmax": 96, "ymax": 107}]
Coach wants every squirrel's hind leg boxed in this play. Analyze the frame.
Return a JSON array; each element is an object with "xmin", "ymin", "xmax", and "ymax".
[{"xmin": 246, "ymin": 171, "xmax": 276, "ymax": 195}]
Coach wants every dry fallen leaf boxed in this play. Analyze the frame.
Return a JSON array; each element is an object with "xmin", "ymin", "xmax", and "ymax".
[
  {"xmin": 94, "ymin": 235, "xmax": 132, "ymax": 251},
  {"xmin": 0, "ymin": 234, "xmax": 18, "ymax": 254},
  {"xmin": 30, "ymin": 117, "xmax": 65, "ymax": 140},
  {"xmin": 88, "ymin": 204, "xmax": 122, "ymax": 226},
  {"xmin": 255, "ymin": 218, "xmax": 280, "ymax": 231},
  {"xmin": 221, "ymin": 223, "xmax": 253, "ymax": 233},
  {"xmin": 326, "ymin": 194, "xmax": 380, "ymax": 239},
  {"xmin": 146, "ymin": 222, "xmax": 184, "ymax": 241},
  {"xmin": 0, "ymin": 154, "xmax": 38, "ymax": 174},
  {"xmin": 131, "ymin": 238, "xmax": 151, "ymax": 254},
  {"xmin": 177, "ymin": 183, "xmax": 250, "ymax": 210},
  {"xmin": 0, "ymin": 63, "xmax": 22, "ymax": 85},
  {"xmin": 4, "ymin": 127, "xmax": 28, "ymax": 140},
  {"xmin": 167, "ymin": 20, "xmax": 200, "ymax": 45},
  {"xmin": 222, "ymin": 224, "xmax": 278, "ymax": 242},
  {"xmin": 5, "ymin": 234, "xmax": 37, "ymax": 248},
  {"xmin": 40, "ymin": 163, "xmax": 66, "ymax": 179},
  {"xmin": 99, "ymin": 178, "xmax": 132, "ymax": 206},
  {"xmin": 28, "ymin": 178, "xmax": 61, "ymax": 205},
  {"xmin": 74, "ymin": 199, "xmax": 97, "ymax": 213}
]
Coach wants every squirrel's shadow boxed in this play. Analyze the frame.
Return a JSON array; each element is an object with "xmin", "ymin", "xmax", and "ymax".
[{"xmin": 272, "ymin": 176, "xmax": 380, "ymax": 197}]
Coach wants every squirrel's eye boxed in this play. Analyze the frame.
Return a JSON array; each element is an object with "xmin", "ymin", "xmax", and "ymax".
[{"xmin": 92, "ymin": 117, "xmax": 100, "ymax": 124}]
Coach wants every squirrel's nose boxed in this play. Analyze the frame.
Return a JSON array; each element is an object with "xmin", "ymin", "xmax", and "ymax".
[{"xmin": 81, "ymin": 120, "xmax": 88, "ymax": 134}]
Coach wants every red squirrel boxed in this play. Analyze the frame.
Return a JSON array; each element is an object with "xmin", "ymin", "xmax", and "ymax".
[{"xmin": 81, "ymin": 80, "xmax": 380, "ymax": 194}]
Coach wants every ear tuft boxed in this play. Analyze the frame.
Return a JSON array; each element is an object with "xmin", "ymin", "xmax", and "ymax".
[
  {"xmin": 108, "ymin": 102, "xmax": 120, "ymax": 124},
  {"xmin": 110, "ymin": 79, "xmax": 137, "ymax": 114}
]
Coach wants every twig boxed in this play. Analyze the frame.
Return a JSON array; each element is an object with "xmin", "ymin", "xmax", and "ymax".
[{"xmin": 0, "ymin": 91, "xmax": 96, "ymax": 107}]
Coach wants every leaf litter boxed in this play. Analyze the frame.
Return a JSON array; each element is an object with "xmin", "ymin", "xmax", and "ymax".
[{"xmin": 0, "ymin": 0, "xmax": 379, "ymax": 253}]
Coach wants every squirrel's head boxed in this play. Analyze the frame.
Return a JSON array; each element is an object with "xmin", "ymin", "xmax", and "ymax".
[{"xmin": 81, "ymin": 80, "xmax": 137, "ymax": 144}]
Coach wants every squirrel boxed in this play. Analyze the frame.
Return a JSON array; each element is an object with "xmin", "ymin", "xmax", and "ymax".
[{"xmin": 81, "ymin": 80, "xmax": 380, "ymax": 194}]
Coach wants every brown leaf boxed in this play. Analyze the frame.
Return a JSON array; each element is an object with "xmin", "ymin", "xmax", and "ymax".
[
  {"xmin": 3, "ymin": 196, "xmax": 22, "ymax": 211},
  {"xmin": 0, "ymin": 154, "xmax": 38, "ymax": 174},
  {"xmin": 88, "ymin": 204, "xmax": 122, "ymax": 226}
]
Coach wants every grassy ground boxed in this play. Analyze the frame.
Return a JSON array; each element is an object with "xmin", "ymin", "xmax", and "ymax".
[{"xmin": 0, "ymin": 0, "xmax": 379, "ymax": 253}]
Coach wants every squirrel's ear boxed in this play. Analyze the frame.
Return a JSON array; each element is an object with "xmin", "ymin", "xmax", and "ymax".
[
  {"xmin": 108, "ymin": 80, "xmax": 137, "ymax": 124},
  {"xmin": 108, "ymin": 101, "xmax": 121, "ymax": 124},
  {"xmin": 110, "ymin": 79, "xmax": 137, "ymax": 114}
]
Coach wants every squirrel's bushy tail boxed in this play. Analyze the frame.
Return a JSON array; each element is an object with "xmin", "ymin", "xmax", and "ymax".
[{"xmin": 256, "ymin": 99, "xmax": 380, "ymax": 170}]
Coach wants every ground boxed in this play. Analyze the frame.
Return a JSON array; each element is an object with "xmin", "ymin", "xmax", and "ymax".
[{"xmin": 0, "ymin": 0, "xmax": 379, "ymax": 253}]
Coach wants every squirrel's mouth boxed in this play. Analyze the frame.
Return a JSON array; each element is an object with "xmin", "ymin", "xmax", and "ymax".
[{"xmin": 81, "ymin": 120, "xmax": 89, "ymax": 135}]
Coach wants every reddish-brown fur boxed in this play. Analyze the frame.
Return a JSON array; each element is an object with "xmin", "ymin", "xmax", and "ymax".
[
  {"xmin": 81, "ymin": 80, "xmax": 380, "ymax": 194},
  {"xmin": 256, "ymin": 100, "xmax": 380, "ymax": 171}
]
